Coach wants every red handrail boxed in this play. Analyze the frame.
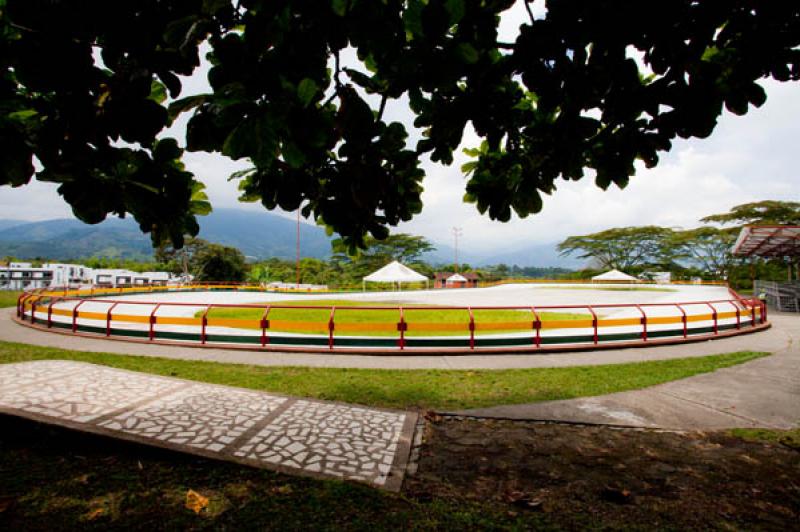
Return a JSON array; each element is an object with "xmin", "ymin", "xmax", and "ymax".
[
  {"xmin": 106, "ymin": 301, "xmax": 120, "ymax": 337},
  {"xmin": 21, "ymin": 285, "xmax": 769, "ymax": 352}
]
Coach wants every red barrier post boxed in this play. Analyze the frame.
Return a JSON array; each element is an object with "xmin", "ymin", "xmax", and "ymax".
[
  {"xmin": 106, "ymin": 301, "xmax": 120, "ymax": 337},
  {"xmin": 468, "ymin": 307, "xmax": 475, "ymax": 350},
  {"xmin": 46, "ymin": 297, "xmax": 61, "ymax": 328},
  {"xmin": 398, "ymin": 307, "xmax": 406, "ymax": 350},
  {"xmin": 734, "ymin": 301, "xmax": 741, "ymax": 330},
  {"xmin": 328, "ymin": 307, "xmax": 336, "ymax": 349},
  {"xmin": 16, "ymin": 293, "xmax": 28, "ymax": 318},
  {"xmin": 705, "ymin": 302, "xmax": 718, "ymax": 335},
  {"xmin": 531, "ymin": 307, "xmax": 541, "ymax": 348},
  {"xmin": 149, "ymin": 303, "xmax": 162, "ymax": 341},
  {"xmin": 72, "ymin": 300, "xmax": 86, "ymax": 333},
  {"xmin": 676, "ymin": 304, "xmax": 687, "ymax": 338},
  {"xmin": 260, "ymin": 306, "xmax": 271, "ymax": 347},
  {"xmin": 201, "ymin": 305, "xmax": 212, "ymax": 344},
  {"xmin": 30, "ymin": 298, "xmax": 38, "ymax": 325},
  {"xmin": 587, "ymin": 306, "xmax": 598, "ymax": 344},
  {"xmin": 633, "ymin": 304, "xmax": 647, "ymax": 341}
]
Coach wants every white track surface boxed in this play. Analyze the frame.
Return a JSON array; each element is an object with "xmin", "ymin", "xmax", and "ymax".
[
  {"xmin": 35, "ymin": 283, "xmax": 748, "ymax": 346},
  {"xmin": 59, "ymin": 282, "xmax": 734, "ymax": 311}
]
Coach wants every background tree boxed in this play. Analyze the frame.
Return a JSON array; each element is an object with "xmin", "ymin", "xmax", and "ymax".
[
  {"xmin": 558, "ymin": 226, "xmax": 675, "ymax": 271},
  {"xmin": 701, "ymin": 200, "xmax": 800, "ymax": 226},
  {"xmin": 191, "ymin": 243, "xmax": 247, "ymax": 282},
  {"xmin": 154, "ymin": 237, "xmax": 209, "ymax": 276},
  {"xmin": 702, "ymin": 200, "xmax": 800, "ymax": 283},
  {"xmin": 331, "ymin": 233, "xmax": 434, "ymax": 278},
  {"xmin": 667, "ymin": 227, "xmax": 739, "ymax": 279},
  {"xmin": 2, "ymin": 1, "xmax": 798, "ymax": 249}
]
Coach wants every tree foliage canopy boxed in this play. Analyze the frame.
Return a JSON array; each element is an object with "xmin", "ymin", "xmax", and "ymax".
[
  {"xmin": 667, "ymin": 227, "xmax": 738, "ymax": 278},
  {"xmin": 701, "ymin": 200, "xmax": 800, "ymax": 226},
  {"xmin": 2, "ymin": 0, "xmax": 798, "ymax": 249},
  {"xmin": 557, "ymin": 226, "xmax": 674, "ymax": 270}
]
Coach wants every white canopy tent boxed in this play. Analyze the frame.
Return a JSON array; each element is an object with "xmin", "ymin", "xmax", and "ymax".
[
  {"xmin": 445, "ymin": 273, "xmax": 468, "ymax": 285},
  {"xmin": 362, "ymin": 261, "xmax": 429, "ymax": 291},
  {"xmin": 591, "ymin": 269, "xmax": 640, "ymax": 283}
]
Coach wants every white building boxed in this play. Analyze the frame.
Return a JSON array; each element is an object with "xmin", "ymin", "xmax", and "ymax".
[
  {"xmin": 43, "ymin": 263, "xmax": 92, "ymax": 286},
  {"xmin": 90, "ymin": 269, "xmax": 174, "ymax": 287},
  {"xmin": 2, "ymin": 261, "xmax": 176, "ymax": 291},
  {"xmin": 0, "ymin": 263, "xmax": 54, "ymax": 291}
]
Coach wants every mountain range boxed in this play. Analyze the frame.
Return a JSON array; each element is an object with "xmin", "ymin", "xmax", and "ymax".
[{"xmin": 0, "ymin": 209, "xmax": 581, "ymax": 268}]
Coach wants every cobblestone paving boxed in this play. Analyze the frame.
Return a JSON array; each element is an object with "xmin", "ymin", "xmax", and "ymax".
[
  {"xmin": 0, "ymin": 361, "xmax": 416, "ymax": 490},
  {"xmin": 234, "ymin": 400, "xmax": 405, "ymax": 486},
  {"xmin": 99, "ymin": 385, "xmax": 287, "ymax": 453}
]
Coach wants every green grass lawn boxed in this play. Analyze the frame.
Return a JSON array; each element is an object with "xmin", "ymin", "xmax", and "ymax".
[
  {"xmin": 199, "ymin": 299, "xmax": 589, "ymax": 336},
  {"xmin": 0, "ymin": 340, "xmax": 766, "ymax": 410},
  {"xmin": 729, "ymin": 427, "xmax": 800, "ymax": 450},
  {"xmin": 0, "ymin": 291, "xmax": 22, "ymax": 308}
]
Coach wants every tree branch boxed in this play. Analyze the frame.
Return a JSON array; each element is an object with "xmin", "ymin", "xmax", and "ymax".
[
  {"xmin": 377, "ymin": 95, "xmax": 387, "ymax": 120},
  {"xmin": 524, "ymin": 0, "xmax": 536, "ymax": 25}
]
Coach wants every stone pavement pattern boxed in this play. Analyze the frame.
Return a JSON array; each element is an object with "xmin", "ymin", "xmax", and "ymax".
[
  {"xmin": 457, "ymin": 314, "xmax": 800, "ymax": 430},
  {"xmin": 0, "ymin": 360, "xmax": 415, "ymax": 490}
]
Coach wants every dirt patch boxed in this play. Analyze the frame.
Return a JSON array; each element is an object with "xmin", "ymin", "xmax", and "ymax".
[{"xmin": 405, "ymin": 416, "xmax": 800, "ymax": 530}]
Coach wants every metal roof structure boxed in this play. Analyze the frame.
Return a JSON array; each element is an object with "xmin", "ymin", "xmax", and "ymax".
[{"xmin": 731, "ymin": 225, "xmax": 800, "ymax": 258}]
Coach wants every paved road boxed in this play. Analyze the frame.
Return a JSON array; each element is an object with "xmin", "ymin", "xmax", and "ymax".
[
  {"xmin": 0, "ymin": 360, "xmax": 416, "ymax": 490},
  {"xmin": 456, "ymin": 314, "xmax": 799, "ymax": 429},
  {"xmin": 0, "ymin": 307, "xmax": 785, "ymax": 369}
]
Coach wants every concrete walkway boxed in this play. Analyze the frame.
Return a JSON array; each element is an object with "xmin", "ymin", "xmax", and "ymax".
[
  {"xmin": 0, "ymin": 360, "xmax": 417, "ymax": 490},
  {"xmin": 0, "ymin": 308, "xmax": 787, "ymax": 369},
  {"xmin": 456, "ymin": 314, "xmax": 799, "ymax": 430}
]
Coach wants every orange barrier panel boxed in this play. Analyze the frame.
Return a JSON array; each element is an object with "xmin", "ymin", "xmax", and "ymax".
[
  {"xmin": 156, "ymin": 316, "xmax": 203, "ymax": 326},
  {"xmin": 108, "ymin": 313, "xmax": 151, "ymax": 324},
  {"xmin": 646, "ymin": 316, "xmax": 685, "ymax": 325},
  {"xmin": 597, "ymin": 317, "xmax": 642, "ymax": 327},
  {"xmin": 76, "ymin": 311, "xmax": 109, "ymax": 321}
]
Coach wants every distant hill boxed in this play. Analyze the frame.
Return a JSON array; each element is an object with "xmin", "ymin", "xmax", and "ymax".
[
  {"xmin": 0, "ymin": 209, "xmax": 333, "ymax": 261},
  {"xmin": 476, "ymin": 242, "xmax": 584, "ymax": 269},
  {"xmin": 0, "ymin": 209, "xmax": 580, "ymax": 268},
  {"xmin": 424, "ymin": 241, "xmax": 583, "ymax": 269},
  {"xmin": 0, "ymin": 220, "xmax": 23, "ymax": 232}
]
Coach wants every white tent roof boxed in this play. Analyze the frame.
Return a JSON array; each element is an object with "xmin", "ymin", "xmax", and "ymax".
[
  {"xmin": 363, "ymin": 261, "xmax": 428, "ymax": 283},
  {"xmin": 446, "ymin": 273, "xmax": 468, "ymax": 282},
  {"xmin": 591, "ymin": 269, "xmax": 639, "ymax": 282}
]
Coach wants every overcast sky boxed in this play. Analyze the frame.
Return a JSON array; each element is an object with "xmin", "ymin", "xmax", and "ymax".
[{"xmin": 1, "ymin": 2, "xmax": 797, "ymax": 253}]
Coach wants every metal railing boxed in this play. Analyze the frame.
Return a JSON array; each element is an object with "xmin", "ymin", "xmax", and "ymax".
[
  {"xmin": 754, "ymin": 280, "xmax": 799, "ymax": 313},
  {"xmin": 15, "ymin": 285, "xmax": 767, "ymax": 353}
]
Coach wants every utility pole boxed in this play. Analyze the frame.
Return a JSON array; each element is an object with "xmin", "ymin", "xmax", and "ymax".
[
  {"xmin": 296, "ymin": 208, "xmax": 301, "ymax": 289},
  {"xmin": 452, "ymin": 227, "xmax": 463, "ymax": 272}
]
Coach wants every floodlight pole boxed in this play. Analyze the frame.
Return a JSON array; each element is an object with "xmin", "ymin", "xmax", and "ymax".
[{"xmin": 452, "ymin": 227, "xmax": 463, "ymax": 272}]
